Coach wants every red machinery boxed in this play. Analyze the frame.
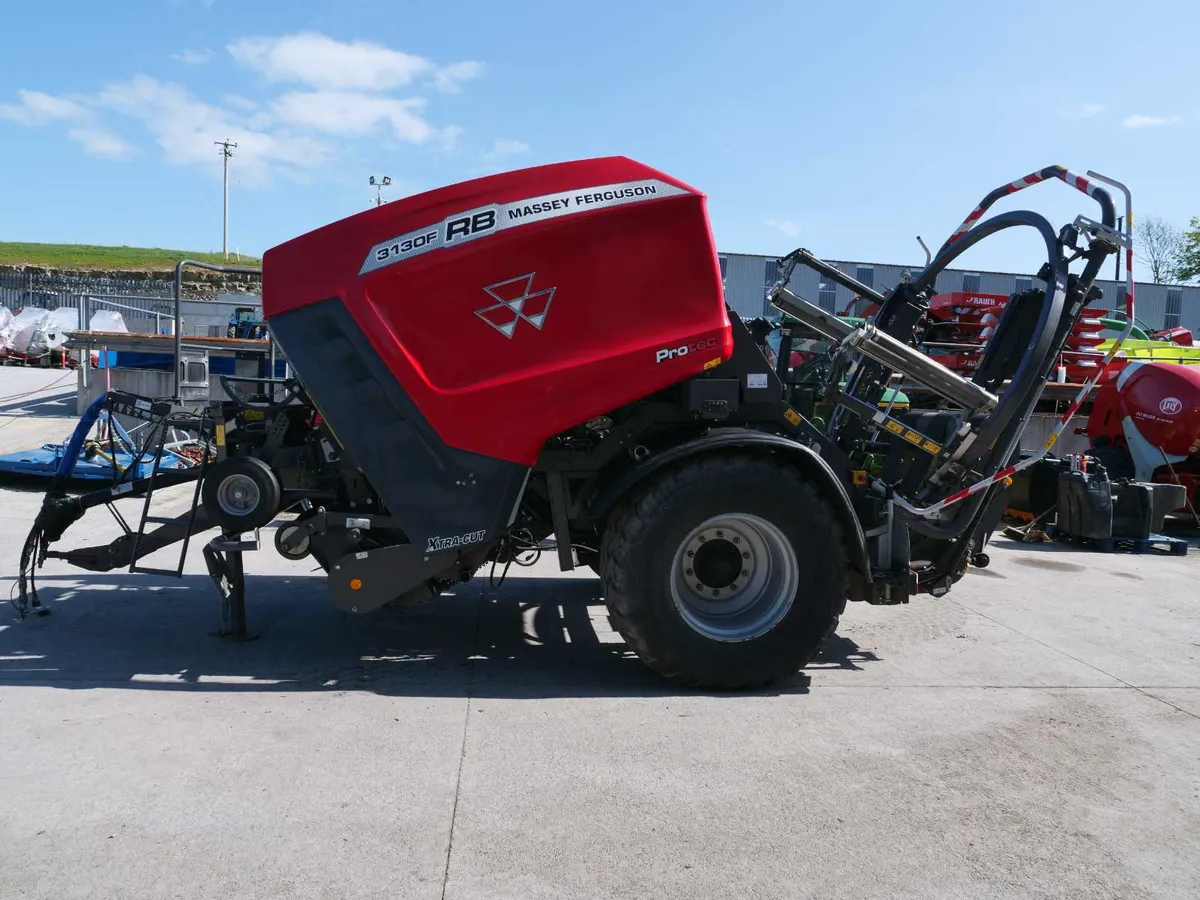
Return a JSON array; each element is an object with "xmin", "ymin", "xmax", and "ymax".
[
  {"xmin": 1150, "ymin": 326, "xmax": 1195, "ymax": 347},
  {"xmin": 17, "ymin": 159, "xmax": 1132, "ymax": 688},
  {"xmin": 923, "ymin": 291, "xmax": 1107, "ymax": 382},
  {"xmin": 1086, "ymin": 361, "xmax": 1200, "ymax": 511}
]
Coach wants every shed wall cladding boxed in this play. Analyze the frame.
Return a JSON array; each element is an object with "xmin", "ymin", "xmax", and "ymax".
[
  {"xmin": 720, "ymin": 254, "xmax": 772, "ymax": 319},
  {"xmin": 719, "ymin": 252, "xmax": 1200, "ymax": 332},
  {"xmin": 1182, "ymin": 292, "xmax": 1200, "ymax": 331}
]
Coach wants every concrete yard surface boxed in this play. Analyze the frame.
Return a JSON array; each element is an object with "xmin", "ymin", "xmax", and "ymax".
[{"xmin": 0, "ymin": 367, "xmax": 1198, "ymax": 899}]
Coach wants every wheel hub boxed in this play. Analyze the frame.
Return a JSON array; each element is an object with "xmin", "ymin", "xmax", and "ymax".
[
  {"xmin": 670, "ymin": 513, "xmax": 799, "ymax": 642},
  {"xmin": 686, "ymin": 531, "xmax": 749, "ymax": 598},
  {"xmin": 275, "ymin": 522, "xmax": 312, "ymax": 559},
  {"xmin": 216, "ymin": 473, "xmax": 261, "ymax": 517}
]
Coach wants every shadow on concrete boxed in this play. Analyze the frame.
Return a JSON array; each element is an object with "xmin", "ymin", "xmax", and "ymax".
[
  {"xmin": 0, "ymin": 389, "xmax": 76, "ymax": 419},
  {"xmin": 0, "ymin": 573, "xmax": 853, "ymax": 698},
  {"xmin": 808, "ymin": 633, "xmax": 880, "ymax": 671},
  {"xmin": 1161, "ymin": 517, "xmax": 1200, "ymax": 549},
  {"xmin": 996, "ymin": 521, "xmax": 1200, "ymax": 555}
]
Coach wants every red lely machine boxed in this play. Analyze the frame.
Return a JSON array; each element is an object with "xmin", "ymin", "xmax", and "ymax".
[{"xmin": 1085, "ymin": 361, "xmax": 1200, "ymax": 511}]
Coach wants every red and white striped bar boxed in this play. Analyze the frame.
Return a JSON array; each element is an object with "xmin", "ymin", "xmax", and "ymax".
[{"xmin": 942, "ymin": 165, "xmax": 1108, "ymax": 250}]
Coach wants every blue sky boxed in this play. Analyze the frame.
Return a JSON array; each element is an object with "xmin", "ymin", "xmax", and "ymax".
[{"xmin": 0, "ymin": 0, "xmax": 1196, "ymax": 278}]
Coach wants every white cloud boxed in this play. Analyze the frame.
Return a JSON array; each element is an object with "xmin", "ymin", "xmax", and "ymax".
[
  {"xmin": 764, "ymin": 217, "xmax": 801, "ymax": 238},
  {"xmin": 68, "ymin": 127, "xmax": 135, "ymax": 159},
  {"xmin": 222, "ymin": 93, "xmax": 258, "ymax": 111},
  {"xmin": 171, "ymin": 48, "xmax": 213, "ymax": 65},
  {"xmin": 272, "ymin": 90, "xmax": 433, "ymax": 142},
  {"xmin": 439, "ymin": 124, "xmax": 464, "ymax": 151},
  {"xmin": 228, "ymin": 32, "xmax": 432, "ymax": 91},
  {"xmin": 0, "ymin": 88, "xmax": 136, "ymax": 160},
  {"xmin": 485, "ymin": 138, "xmax": 530, "ymax": 159},
  {"xmin": 433, "ymin": 61, "xmax": 483, "ymax": 93},
  {"xmin": 1074, "ymin": 102, "xmax": 1105, "ymax": 118},
  {"xmin": 3, "ymin": 33, "xmax": 484, "ymax": 183},
  {"xmin": 97, "ymin": 75, "xmax": 330, "ymax": 182},
  {"xmin": 0, "ymin": 89, "xmax": 89, "ymax": 125},
  {"xmin": 1123, "ymin": 113, "xmax": 1183, "ymax": 129}
]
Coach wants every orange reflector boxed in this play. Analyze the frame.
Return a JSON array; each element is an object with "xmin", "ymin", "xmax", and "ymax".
[{"xmin": 349, "ymin": 578, "xmax": 363, "ymax": 591}]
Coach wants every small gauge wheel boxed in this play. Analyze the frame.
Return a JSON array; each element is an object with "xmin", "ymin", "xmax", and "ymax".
[{"xmin": 201, "ymin": 456, "xmax": 281, "ymax": 532}]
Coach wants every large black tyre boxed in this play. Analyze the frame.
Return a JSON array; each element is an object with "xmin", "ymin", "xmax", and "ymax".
[
  {"xmin": 201, "ymin": 455, "xmax": 282, "ymax": 532},
  {"xmin": 600, "ymin": 453, "xmax": 848, "ymax": 689}
]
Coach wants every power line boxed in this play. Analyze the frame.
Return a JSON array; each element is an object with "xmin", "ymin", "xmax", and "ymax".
[{"xmin": 215, "ymin": 139, "xmax": 238, "ymax": 258}]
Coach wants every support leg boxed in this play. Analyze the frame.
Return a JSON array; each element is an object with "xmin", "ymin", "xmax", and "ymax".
[{"xmin": 203, "ymin": 532, "xmax": 259, "ymax": 642}]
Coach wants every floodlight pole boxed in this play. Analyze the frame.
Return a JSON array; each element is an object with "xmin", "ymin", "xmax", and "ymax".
[
  {"xmin": 216, "ymin": 139, "xmax": 238, "ymax": 258},
  {"xmin": 369, "ymin": 174, "xmax": 392, "ymax": 208}
]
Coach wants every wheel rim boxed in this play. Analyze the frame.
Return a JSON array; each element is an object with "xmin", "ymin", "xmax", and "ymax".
[
  {"xmin": 216, "ymin": 473, "xmax": 261, "ymax": 518},
  {"xmin": 669, "ymin": 513, "xmax": 799, "ymax": 642},
  {"xmin": 277, "ymin": 523, "xmax": 311, "ymax": 557}
]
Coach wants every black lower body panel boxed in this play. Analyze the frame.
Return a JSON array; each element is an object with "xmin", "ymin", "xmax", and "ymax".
[{"xmin": 269, "ymin": 298, "xmax": 528, "ymax": 551}]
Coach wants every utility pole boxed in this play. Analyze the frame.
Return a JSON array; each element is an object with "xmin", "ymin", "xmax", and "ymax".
[
  {"xmin": 369, "ymin": 174, "xmax": 392, "ymax": 207},
  {"xmin": 215, "ymin": 139, "xmax": 238, "ymax": 258}
]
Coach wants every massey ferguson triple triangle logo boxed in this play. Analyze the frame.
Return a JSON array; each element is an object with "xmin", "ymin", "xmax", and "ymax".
[{"xmin": 475, "ymin": 273, "xmax": 556, "ymax": 339}]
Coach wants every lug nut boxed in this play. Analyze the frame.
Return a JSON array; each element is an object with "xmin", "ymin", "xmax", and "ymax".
[
  {"xmin": 716, "ymin": 530, "xmax": 724, "ymax": 538},
  {"xmin": 687, "ymin": 550, "xmax": 694, "ymax": 558},
  {"xmin": 742, "ymin": 569, "xmax": 749, "ymax": 577},
  {"xmin": 698, "ymin": 536, "xmax": 706, "ymax": 543},
  {"xmin": 713, "ymin": 589, "xmax": 721, "ymax": 596},
  {"xmin": 742, "ymin": 552, "xmax": 750, "ymax": 560},
  {"xmin": 686, "ymin": 568, "xmax": 693, "ymax": 576},
  {"xmin": 733, "ymin": 537, "xmax": 740, "ymax": 544},
  {"xmin": 730, "ymin": 583, "xmax": 737, "ymax": 591}
]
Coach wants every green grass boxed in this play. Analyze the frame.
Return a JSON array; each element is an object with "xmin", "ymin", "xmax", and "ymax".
[{"xmin": 0, "ymin": 242, "xmax": 261, "ymax": 271}]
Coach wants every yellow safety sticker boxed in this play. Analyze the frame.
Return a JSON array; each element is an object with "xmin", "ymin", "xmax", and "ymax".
[
  {"xmin": 243, "ymin": 409, "xmax": 265, "ymax": 421},
  {"xmin": 882, "ymin": 418, "xmax": 940, "ymax": 455},
  {"xmin": 851, "ymin": 470, "xmax": 868, "ymax": 486},
  {"xmin": 783, "ymin": 407, "xmax": 801, "ymax": 426},
  {"xmin": 1044, "ymin": 433, "xmax": 1058, "ymax": 449},
  {"xmin": 703, "ymin": 357, "xmax": 722, "ymax": 371},
  {"xmin": 215, "ymin": 424, "xmax": 226, "ymax": 447}
]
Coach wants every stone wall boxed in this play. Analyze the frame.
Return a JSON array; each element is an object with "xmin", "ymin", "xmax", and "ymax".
[{"xmin": 0, "ymin": 264, "xmax": 261, "ymax": 302}]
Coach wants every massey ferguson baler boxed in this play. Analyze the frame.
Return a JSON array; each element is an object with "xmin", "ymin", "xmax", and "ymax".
[{"xmin": 15, "ymin": 158, "xmax": 1135, "ymax": 688}]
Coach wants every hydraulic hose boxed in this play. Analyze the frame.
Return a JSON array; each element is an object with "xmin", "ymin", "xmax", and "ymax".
[
  {"xmin": 54, "ymin": 393, "xmax": 109, "ymax": 485},
  {"xmin": 14, "ymin": 392, "xmax": 108, "ymax": 616}
]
